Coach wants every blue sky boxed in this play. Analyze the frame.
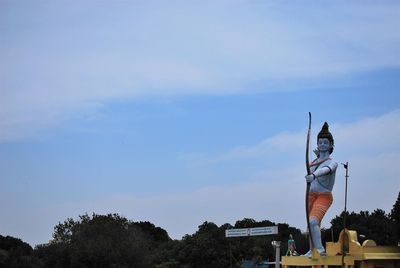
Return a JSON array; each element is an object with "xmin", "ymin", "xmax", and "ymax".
[{"xmin": 1, "ymin": 1, "xmax": 400, "ymax": 246}]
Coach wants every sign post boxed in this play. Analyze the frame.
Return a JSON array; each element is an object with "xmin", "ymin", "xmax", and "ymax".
[
  {"xmin": 225, "ymin": 226, "xmax": 278, "ymax": 237},
  {"xmin": 225, "ymin": 226, "xmax": 280, "ymax": 267},
  {"xmin": 272, "ymin": 240, "xmax": 281, "ymax": 268}
]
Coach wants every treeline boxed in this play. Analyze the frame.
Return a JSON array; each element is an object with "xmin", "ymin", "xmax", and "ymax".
[{"xmin": 1, "ymin": 192, "xmax": 399, "ymax": 268}]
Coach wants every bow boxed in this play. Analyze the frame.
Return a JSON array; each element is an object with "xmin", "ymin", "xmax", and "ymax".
[{"xmin": 305, "ymin": 112, "xmax": 314, "ymax": 250}]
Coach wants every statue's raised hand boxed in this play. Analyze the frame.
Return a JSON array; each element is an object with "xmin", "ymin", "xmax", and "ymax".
[{"xmin": 305, "ymin": 174, "xmax": 315, "ymax": 183}]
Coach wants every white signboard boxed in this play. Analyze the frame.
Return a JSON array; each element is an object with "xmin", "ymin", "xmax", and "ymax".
[{"xmin": 225, "ymin": 226, "xmax": 278, "ymax": 237}]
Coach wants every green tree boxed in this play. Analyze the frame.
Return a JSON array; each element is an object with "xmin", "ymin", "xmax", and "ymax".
[
  {"xmin": 390, "ymin": 192, "xmax": 400, "ymax": 243},
  {"xmin": 329, "ymin": 208, "xmax": 397, "ymax": 246},
  {"xmin": 36, "ymin": 213, "xmax": 171, "ymax": 268},
  {"xmin": 178, "ymin": 221, "xmax": 231, "ymax": 268},
  {"xmin": 0, "ymin": 235, "xmax": 41, "ymax": 268},
  {"xmin": 391, "ymin": 192, "xmax": 400, "ymax": 223}
]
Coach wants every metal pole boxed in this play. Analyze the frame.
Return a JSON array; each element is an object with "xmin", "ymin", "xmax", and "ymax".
[
  {"xmin": 229, "ymin": 242, "xmax": 232, "ymax": 268},
  {"xmin": 342, "ymin": 162, "xmax": 349, "ymax": 229},
  {"xmin": 341, "ymin": 162, "xmax": 349, "ymax": 268},
  {"xmin": 274, "ymin": 241, "xmax": 281, "ymax": 268}
]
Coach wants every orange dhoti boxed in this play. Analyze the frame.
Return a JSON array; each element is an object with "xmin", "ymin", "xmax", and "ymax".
[{"xmin": 308, "ymin": 192, "xmax": 333, "ymax": 225}]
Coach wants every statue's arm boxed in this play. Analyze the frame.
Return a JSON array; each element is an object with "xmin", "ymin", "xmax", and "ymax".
[{"xmin": 313, "ymin": 161, "xmax": 338, "ymax": 178}]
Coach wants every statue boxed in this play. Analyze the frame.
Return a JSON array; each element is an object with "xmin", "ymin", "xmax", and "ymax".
[
  {"xmin": 286, "ymin": 234, "xmax": 299, "ymax": 256},
  {"xmin": 304, "ymin": 121, "xmax": 338, "ymax": 256}
]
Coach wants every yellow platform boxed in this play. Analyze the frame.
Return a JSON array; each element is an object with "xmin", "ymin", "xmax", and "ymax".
[{"xmin": 282, "ymin": 229, "xmax": 400, "ymax": 268}]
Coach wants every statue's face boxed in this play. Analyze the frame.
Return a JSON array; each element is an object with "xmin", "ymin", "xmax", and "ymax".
[{"xmin": 317, "ymin": 138, "xmax": 331, "ymax": 152}]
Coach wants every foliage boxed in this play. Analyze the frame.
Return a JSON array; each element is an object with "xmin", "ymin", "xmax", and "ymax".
[
  {"xmin": 0, "ymin": 235, "xmax": 41, "ymax": 268},
  {"xmin": 177, "ymin": 221, "xmax": 231, "ymax": 267},
  {"xmin": 35, "ymin": 213, "xmax": 171, "ymax": 268},
  {"xmin": 1, "ymin": 191, "xmax": 398, "ymax": 267},
  {"xmin": 390, "ymin": 192, "xmax": 400, "ymax": 240},
  {"xmin": 328, "ymin": 208, "xmax": 398, "ymax": 246}
]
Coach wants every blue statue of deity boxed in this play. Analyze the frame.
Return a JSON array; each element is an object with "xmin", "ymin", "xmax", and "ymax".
[
  {"xmin": 304, "ymin": 122, "xmax": 338, "ymax": 256},
  {"xmin": 286, "ymin": 234, "xmax": 298, "ymax": 256}
]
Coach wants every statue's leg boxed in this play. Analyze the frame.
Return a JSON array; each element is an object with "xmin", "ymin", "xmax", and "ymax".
[
  {"xmin": 310, "ymin": 218, "xmax": 326, "ymax": 254},
  {"xmin": 309, "ymin": 193, "xmax": 333, "ymax": 255},
  {"xmin": 303, "ymin": 194, "xmax": 318, "ymax": 257}
]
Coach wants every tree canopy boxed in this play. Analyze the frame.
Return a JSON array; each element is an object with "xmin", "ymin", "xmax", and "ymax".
[{"xmin": 1, "ymin": 192, "xmax": 399, "ymax": 267}]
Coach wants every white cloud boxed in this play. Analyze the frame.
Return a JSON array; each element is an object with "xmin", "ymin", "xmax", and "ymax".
[{"xmin": 1, "ymin": 1, "xmax": 400, "ymax": 141}]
